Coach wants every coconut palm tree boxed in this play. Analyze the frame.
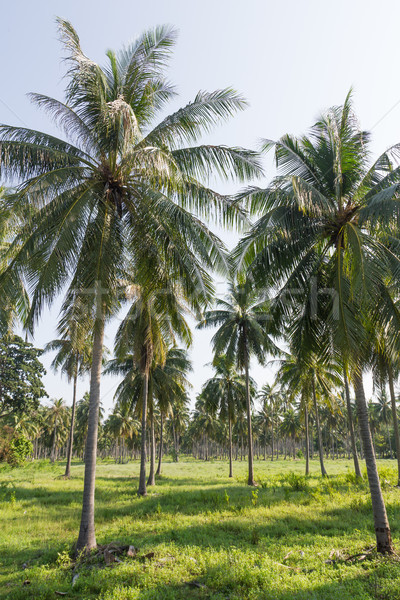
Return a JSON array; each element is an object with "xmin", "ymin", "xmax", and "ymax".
[
  {"xmin": 257, "ymin": 383, "xmax": 282, "ymax": 461},
  {"xmin": 45, "ymin": 323, "xmax": 93, "ymax": 477},
  {"xmin": 113, "ymin": 284, "xmax": 191, "ymax": 496},
  {"xmin": 153, "ymin": 348, "xmax": 192, "ymax": 475},
  {"xmin": 104, "ymin": 406, "xmax": 139, "ymax": 462},
  {"xmin": 0, "ymin": 20, "xmax": 261, "ymax": 550},
  {"xmin": 168, "ymin": 395, "xmax": 190, "ymax": 462},
  {"xmin": 74, "ymin": 392, "xmax": 104, "ymax": 457},
  {"xmin": 190, "ymin": 395, "xmax": 219, "ymax": 461},
  {"xmin": 235, "ymin": 92, "xmax": 400, "ymax": 552},
  {"xmin": 375, "ymin": 390, "xmax": 393, "ymax": 458},
  {"xmin": 198, "ymin": 278, "xmax": 278, "ymax": 485},
  {"xmin": 370, "ymin": 337, "xmax": 400, "ymax": 483},
  {"xmin": 280, "ymin": 408, "xmax": 301, "ymax": 459},
  {"xmin": 105, "ymin": 345, "xmax": 192, "ymax": 477},
  {"xmin": 46, "ymin": 398, "xmax": 69, "ymax": 463},
  {"xmin": 202, "ymin": 355, "xmax": 247, "ymax": 477}
]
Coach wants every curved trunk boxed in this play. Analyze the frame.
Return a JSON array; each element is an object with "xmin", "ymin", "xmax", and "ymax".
[
  {"xmin": 76, "ymin": 316, "xmax": 105, "ymax": 552},
  {"xmin": 312, "ymin": 376, "xmax": 327, "ymax": 477},
  {"xmin": 138, "ymin": 372, "xmax": 149, "ymax": 496},
  {"xmin": 245, "ymin": 360, "xmax": 255, "ymax": 485},
  {"xmin": 65, "ymin": 369, "xmax": 78, "ymax": 478},
  {"xmin": 156, "ymin": 411, "xmax": 164, "ymax": 476},
  {"xmin": 304, "ymin": 401, "xmax": 309, "ymax": 476},
  {"xmin": 388, "ymin": 366, "xmax": 400, "ymax": 486},
  {"xmin": 353, "ymin": 371, "xmax": 393, "ymax": 553},
  {"xmin": 228, "ymin": 414, "xmax": 233, "ymax": 478},
  {"xmin": 344, "ymin": 368, "xmax": 362, "ymax": 478},
  {"xmin": 147, "ymin": 408, "xmax": 155, "ymax": 486}
]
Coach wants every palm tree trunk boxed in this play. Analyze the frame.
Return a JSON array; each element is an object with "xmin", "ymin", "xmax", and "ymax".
[
  {"xmin": 51, "ymin": 418, "xmax": 57, "ymax": 463},
  {"xmin": 263, "ymin": 426, "xmax": 266, "ymax": 461},
  {"xmin": 65, "ymin": 369, "xmax": 78, "ymax": 478},
  {"xmin": 304, "ymin": 402, "xmax": 309, "ymax": 476},
  {"xmin": 271, "ymin": 413, "xmax": 274, "ymax": 461},
  {"xmin": 147, "ymin": 408, "xmax": 155, "ymax": 486},
  {"xmin": 138, "ymin": 372, "xmax": 149, "ymax": 496},
  {"xmin": 172, "ymin": 419, "xmax": 178, "ymax": 462},
  {"xmin": 312, "ymin": 376, "xmax": 328, "ymax": 477},
  {"xmin": 344, "ymin": 368, "xmax": 362, "ymax": 478},
  {"xmin": 388, "ymin": 366, "xmax": 400, "ymax": 486},
  {"xmin": 245, "ymin": 360, "xmax": 255, "ymax": 486},
  {"xmin": 76, "ymin": 315, "xmax": 105, "ymax": 552},
  {"xmin": 228, "ymin": 414, "xmax": 233, "ymax": 478},
  {"xmin": 353, "ymin": 371, "xmax": 393, "ymax": 554},
  {"xmin": 386, "ymin": 420, "xmax": 393, "ymax": 459},
  {"xmin": 156, "ymin": 411, "xmax": 164, "ymax": 476}
]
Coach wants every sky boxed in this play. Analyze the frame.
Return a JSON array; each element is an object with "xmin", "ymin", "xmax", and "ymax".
[{"xmin": 1, "ymin": 0, "xmax": 399, "ymax": 413}]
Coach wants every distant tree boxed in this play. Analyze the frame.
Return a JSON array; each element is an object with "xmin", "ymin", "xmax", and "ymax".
[
  {"xmin": 257, "ymin": 383, "xmax": 282, "ymax": 461},
  {"xmin": 202, "ymin": 355, "xmax": 248, "ymax": 477},
  {"xmin": 74, "ymin": 392, "xmax": 104, "ymax": 456},
  {"xmin": 46, "ymin": 398, "xmax": 69, "ymax": 462},
  {"xmin": 198, "ymin": 279, "xmax": 277, "ymax": 485},
  {"xmin": 0, "ymin": 335, "xmax": 47, "ymax": 419},
  {"xmin": 45, "ymin": 326, "xmax": 93, "ymax": 476}
]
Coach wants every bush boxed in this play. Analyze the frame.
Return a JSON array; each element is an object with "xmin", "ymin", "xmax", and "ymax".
[
  {"xmin": 8, "ymin": 435, "xmax": 33, "ymax": 467},
  {"xmin": 283, "ymin": 472, "xmax": 310, "ymax": 492}
]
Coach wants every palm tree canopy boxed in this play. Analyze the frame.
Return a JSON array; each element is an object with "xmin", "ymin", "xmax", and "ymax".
[
  {"xmin": 198, "ymin": 278, "xmax": 280, "ymax": 371},
  {"xmin": 235, "ymin": 92, "xmax": 400, "ymax": 368},
  {"xmin": 105, "ymin": 346, "xmax": 192, "ymax": 418},
  {"xmin": 202, "ymin": 355, "xmax": 248, "ymax": 422},
  {"xmin": 0, "ymin": 19, "xmax": 263, "ymax": 330}
]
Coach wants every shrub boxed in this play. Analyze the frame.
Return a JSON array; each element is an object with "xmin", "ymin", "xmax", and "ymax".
[
  {"xmin": 8, "ymin": 435, "xmax": 33, "ymax": 467},
  {"xmin": 283, "ymin": 472, "xmax": 310, "ymax": 492}
]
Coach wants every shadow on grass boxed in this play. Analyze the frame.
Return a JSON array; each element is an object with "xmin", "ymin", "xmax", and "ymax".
[
  {"xmin": 129, "ymin": 569, "xmax": 387, "ymax": 600},
  {"xmin": 1, "ymin": 551, "xmax": 393, "ymax": 600}
]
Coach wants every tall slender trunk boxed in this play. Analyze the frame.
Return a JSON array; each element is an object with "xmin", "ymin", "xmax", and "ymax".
[
  {"xmin": 386, "ymin": 420, "xmax": 393, "ymax": 459},
  {"xmin": 353, "ymin": 371, "xmax": 393, "ymax": 554},
  {"xmin": 271, "ymin": 411, "xmax": 274, "ymax": 461},
  {"xmin": 172, "ymin": 419, "xmax": 179, "ymax": 462},
  {"xmin": 228, "ymin": 414, "xmax": 233, "ymax": 478},
  {"xmin": 312, "ymin": 376, "xmax": 327, "ymax": 477},
  {"xmin": 138, "ymin": 372, "xmax": 149, "ymax": 496},
  {"xmin": 51, "ymin": 418, "xmax": 57, "ymax": 463},
  {"xmin": 388, "ymin": 366, "xmax": 400, "ymax": 486},
  {"xmin": 156, "ymin": 411, "xmax": 164, "ymax": 476},
  {"xmin": 310, "ymin": 424, "xmax": 314, "ymax": 459},
  {"xmin": 65, "ymin": 368, "xmax": 78, "ymax": 478},
  {"xmin": 263, "ymin": 425, "xmax": 266, "ymax": 460},
  {"xmin": 344, "ymin": 368, "xmax": 362, "ymax": 478},
  {"xmin": 244, "ymin": 359, "xmax": 255, "ymax": 485},
  {"xmin": 304, "ymin": 401, "xmax": 309, "ymax": 476},
  {"xmin": 147, "ymin": 407, "xmax": 155, "ymax": 486},
  {"xmin": 76, "ymin": 315, "xmax": 105, "ymax": 552}
]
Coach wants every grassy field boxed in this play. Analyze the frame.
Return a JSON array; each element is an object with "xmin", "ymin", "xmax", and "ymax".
[{"xmin": 1, "ymin": 458, "xmax": 400, "ymax": 599}]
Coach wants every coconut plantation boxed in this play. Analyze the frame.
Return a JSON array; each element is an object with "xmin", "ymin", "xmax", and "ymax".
[{"xmin": 2, "ymin": 4, "xmax": 400, "ymax": 599}]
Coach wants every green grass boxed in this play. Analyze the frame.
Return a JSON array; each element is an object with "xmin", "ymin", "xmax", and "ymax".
[{"xmin": 1, "ymin": 458, "xmax": 400, "ymax": 599}]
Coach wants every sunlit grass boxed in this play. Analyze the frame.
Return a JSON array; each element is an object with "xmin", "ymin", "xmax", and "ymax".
[{"xmin": 1, "ymin": 458, "xmax": 400, "ymax": 599}]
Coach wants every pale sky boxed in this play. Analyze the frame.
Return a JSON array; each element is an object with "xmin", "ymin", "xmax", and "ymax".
[{"xmin": 1, "ymin": 0, "xmax": 398, "ymax": 412}]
